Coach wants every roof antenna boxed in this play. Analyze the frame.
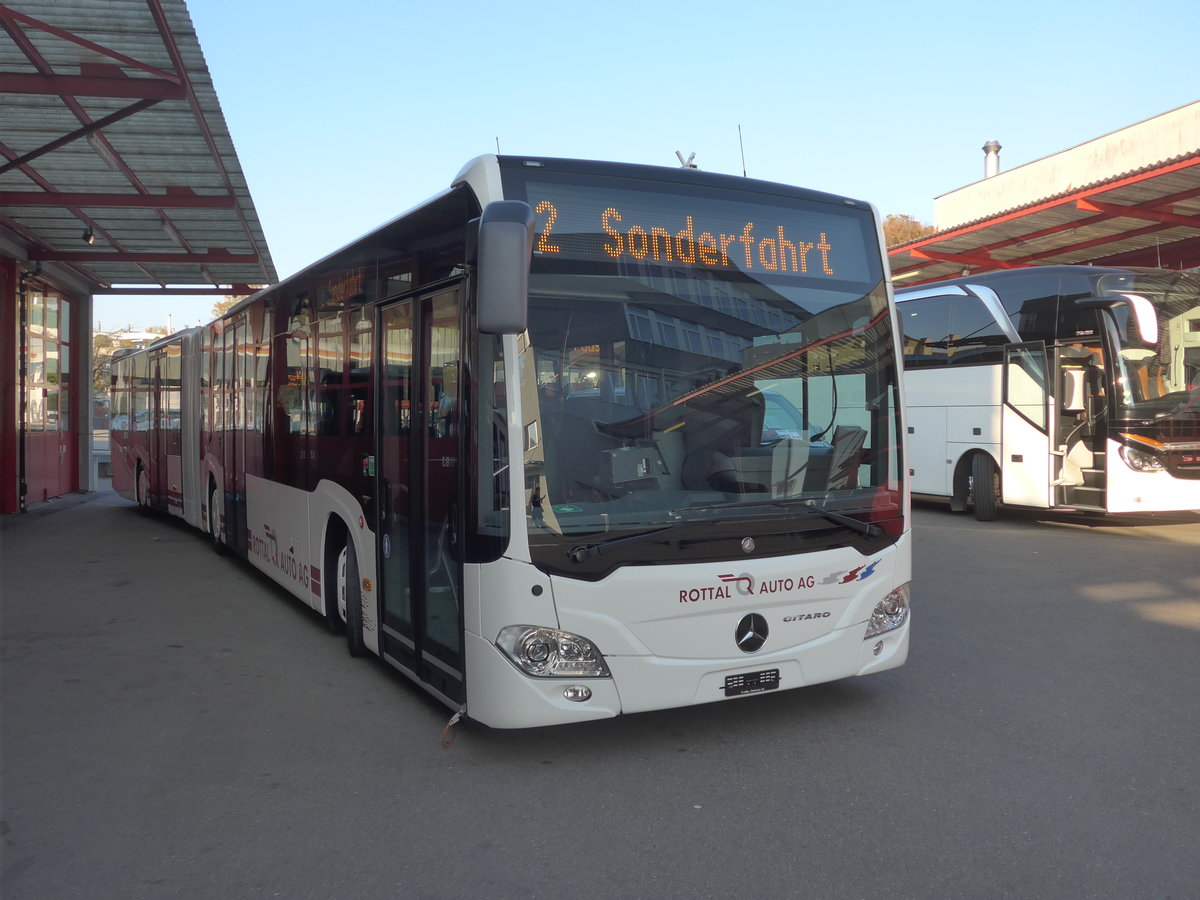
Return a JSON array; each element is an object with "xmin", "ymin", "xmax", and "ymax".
[
  {"xmin": 495, "ymin": 137, "xmax": 501, "ymax": 154},
  {"xmin": 675, "ymin": 150, "xmax": 697, "ymax": 169},
  {"xmin": 738, "ymin": 125, "xmax": 747, "ymax": 177}
]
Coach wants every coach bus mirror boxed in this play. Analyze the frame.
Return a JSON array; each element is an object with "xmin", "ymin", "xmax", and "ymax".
[
  {"xmin": 1122, "ymin": 293, "xmax": 1159, "ymax": 346},
  {"xmin": 477, "ymin": 200, "xmax": 535, "ymax": 335},
  {"xmin": 1076, "ymin": 295, "xmax": 1158, "ymax": 348}
]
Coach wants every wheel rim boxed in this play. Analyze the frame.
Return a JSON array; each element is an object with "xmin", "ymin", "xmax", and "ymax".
[{"xmin": 336, "ymin": 545, "xmax": 349, "ymax": 621}]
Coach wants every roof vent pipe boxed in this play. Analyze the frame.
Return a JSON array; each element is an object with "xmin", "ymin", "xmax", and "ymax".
[{"xmin": 983, "ymin": 140, "xmax": 1002, "ymax": 178}]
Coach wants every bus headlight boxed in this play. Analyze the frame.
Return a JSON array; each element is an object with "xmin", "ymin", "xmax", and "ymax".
[
  {"xmin": 866, "ymin": 585, "xmax": 909, "ymax": 639},
  {"xmin": 1118, "ymin": 445, "xmax": 1164, "ymax": 472},
  {"xmin": 496, "ymin": 626, "xmax": 611, "ymax": 678}
]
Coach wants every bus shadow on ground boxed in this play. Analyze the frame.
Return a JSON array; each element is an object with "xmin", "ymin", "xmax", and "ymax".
[{"xmin": 455, "ymin": 675, "xmax": 892, "ymax": 755}]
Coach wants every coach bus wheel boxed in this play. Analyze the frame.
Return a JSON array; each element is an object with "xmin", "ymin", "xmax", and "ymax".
[
  {"xmin": 971, "ymin": 452, "xmax": 999, "ymax": 522},
  {"xmin": 339, "ymin": 538, "xmax": 366, "ymax": 657}
]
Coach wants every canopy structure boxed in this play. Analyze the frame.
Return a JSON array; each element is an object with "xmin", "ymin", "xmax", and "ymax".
[
  {"xmin": 0, "ymin": 0, "xmax": 276, "ymax": 294},
  {"xmin": 1, "ymin": 0, "xmax": 278, "ymax": 515},
  {"xmin": 889, "ymin": 104, "xmax": 1200, "ymax": 288}
]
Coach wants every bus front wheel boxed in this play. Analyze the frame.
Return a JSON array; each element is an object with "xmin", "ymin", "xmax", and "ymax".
[{"xmin": 971, "ymin": 453, "xmax": 999, "ymax": 522}]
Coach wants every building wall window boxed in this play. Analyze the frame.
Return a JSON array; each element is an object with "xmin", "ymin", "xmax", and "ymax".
[{"xmin": 24, "ymin": 287, "xmax": 71, "ymax": 433}]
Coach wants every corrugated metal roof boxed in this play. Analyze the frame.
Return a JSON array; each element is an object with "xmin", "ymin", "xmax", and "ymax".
[
  {"xmin": 888, "ymin": 150, "xmax": 1200, "ymax": 287},
  {"xmin": 0, "ymin": 0, "xmax": 277, "ymax": 292}
]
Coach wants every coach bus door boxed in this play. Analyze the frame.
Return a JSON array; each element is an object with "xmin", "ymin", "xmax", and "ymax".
[
  {"xmin": 377, "ymin": 289, "xmax": 465, "ymax": 706},
  {"xmin": 1052, "ymin": 344, "xmax": 1107, "ymax": 511},
  {"xmin": 1001, "ymin": 342, "xmax": 1053, "ymax": 508}
]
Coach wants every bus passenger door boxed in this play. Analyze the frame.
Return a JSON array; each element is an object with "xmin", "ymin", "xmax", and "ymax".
[
  {"xmin": 1001, "ymin": 342, "xmax": 1052, "ymax": 508},
  {"xmin": 1053, "ymin": 344, "xmax": 1107, "ymax": 510},
  {"xmin": 221, "ymin": 318, "xmax": 247, "ymax": 552},
  {"xmin": 150, "ymin": 350, "xmax": 168, "ymax": 505},
  {"xmin": 377, "ymin": 289, "xmax": 465, "ymax": 707}
]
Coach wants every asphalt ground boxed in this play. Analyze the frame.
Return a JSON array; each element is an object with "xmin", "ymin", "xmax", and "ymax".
[{"xmin": 3, "ymin": 488, "xmax": 1199, "ymax": 899}]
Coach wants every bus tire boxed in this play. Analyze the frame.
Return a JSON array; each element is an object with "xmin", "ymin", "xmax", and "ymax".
[
  {"xmin": 136, "ymin": 465, "xmax": 151, "ymax": 513},
  {"xmin": 207, "ymin": 481, "xmax": 225, "ymax": 553},
  {"xmin": 339, "ymin": 537, "xmax": 366, "ymax": 657},
  {"xmin": 972, "ymin": 452, "xmax": 999, "ymax": 522}
]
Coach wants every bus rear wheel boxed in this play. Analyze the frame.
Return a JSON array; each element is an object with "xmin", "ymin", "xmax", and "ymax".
[
  {"xmin": 338, "ymin": 538, "xmax": 366, "ymax": 657},
  {"xmin": 207, "ymin": 482, "xmax": 224, "ymax": 553},
  {"xmin": 136, "ymin": 465, "xmax": 151, "ymax": 513},
  {"xmin": 971, "ymin": 452, "xmax": 999, "ymax": 522}
]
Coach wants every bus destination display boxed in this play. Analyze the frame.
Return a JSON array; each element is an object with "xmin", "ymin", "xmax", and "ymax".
[{"xmin": 523, "ymin": 179, "xmax": 875, "ymax": 284}]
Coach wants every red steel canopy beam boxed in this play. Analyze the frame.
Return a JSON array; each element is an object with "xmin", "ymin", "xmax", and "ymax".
[
  {"xmin": 1075, "ymin": 198, "xmax": 1199, "ymax": 228},
  {"xmin": 0, "ymin": 72, "xmax": 186, "ymax": 99},
  {"xmin": 0, "ymin": 98, "xmax": 159, "ymax": 175},
  {"xmin": 27, "ymin": 249, "xmax": 259, "ymax": 264},
  {"xmin": 0, "ymin": 191, "xmax": 237, "ymax": 209},
  {"xmin": 995, "ymin": 221, "xmax": 1182, "ymax": 266},
  {"xmin": 910, "ymin": 248, "xmax": 1021, "ymax": 269},
  {"xmin": 92, "ymin": 286, "xmax": 257, "ymax": 296},
  {"xmin": 1091, "ymin": 234, "xmax": 1200, "ymax": 268},
  {"xmin": 0, "ymin": 5, "xmax": 181, "ymax": 82},
  {"xmin": 974, "ymin": 188, "xmax": 1200, "ymax": 262}
]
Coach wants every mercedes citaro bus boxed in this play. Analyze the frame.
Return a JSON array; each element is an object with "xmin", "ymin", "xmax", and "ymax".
[{"xmin": 111, "ymin": 156, "xmax": 911, "ymax": 728}]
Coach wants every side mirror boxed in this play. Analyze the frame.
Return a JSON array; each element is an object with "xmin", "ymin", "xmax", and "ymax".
[
  {"xmin": 1076, "ymin": 294, "xmax": 1158, "ymax": 347},
  {"xmin": 477, "ymin": 201, "xmax": 535, "ymax": 335},
  {"xmin": 1060, "ymin": 367, "xmax": 1087, "ymax": 413},
  {"xmin": 1058, "ymin": 345, "xmax": 1098, "ymax": 425},
  {"xmin": 1120, "ymin": 293, "xmax": 1159, "ymax": 346}
]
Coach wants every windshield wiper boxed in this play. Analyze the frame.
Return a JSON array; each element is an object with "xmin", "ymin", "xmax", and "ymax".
[
  {"xmin": 677, "ymin": 498, "xmax": 881, "ymax": 538},
  {"xmin": 565, "ymin": 500, "xmax": 881, "ymax": 563},
  {"xmin": 566, "ymin": 525, "xmax": 682, "ymax": 563}
]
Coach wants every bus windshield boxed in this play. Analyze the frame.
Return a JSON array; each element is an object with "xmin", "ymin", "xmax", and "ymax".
[
  {"xmin": 502, "ymin": 165, "xmax": 902, "ymax": 574},
  {"xmin": 1095, "ymin": 269, "xmax": 1200, "ymax": 420}
]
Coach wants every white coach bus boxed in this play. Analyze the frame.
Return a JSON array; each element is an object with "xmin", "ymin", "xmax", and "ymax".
[{"xmin": 895, "ymin": 265, "xmax": 1200, "ymax": 520}]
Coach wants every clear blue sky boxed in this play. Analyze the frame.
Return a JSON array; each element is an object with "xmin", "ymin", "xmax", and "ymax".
[{"xmin": 95, "ymin": 0, "xmax": 1200, "ymax": 331}]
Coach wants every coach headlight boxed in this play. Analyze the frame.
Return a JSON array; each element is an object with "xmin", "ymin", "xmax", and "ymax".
[
  {"xmin": 1118, "ymin": 445, "xmax": 1164, "ymax": 472},
  {"xmin": 496, "ymin": 626, "xmax": 611, "ymax": 678},
  {"xmin": 1119, "ymin": 434, "xmax": 1166, "ymax": 472},
  {"xmin": 866, "ymin": 584, "xmax": 909, "ymax": 639}
]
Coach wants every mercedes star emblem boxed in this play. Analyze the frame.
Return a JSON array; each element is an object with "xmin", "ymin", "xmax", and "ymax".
[{"xmin": 735, "ymin": 613, "xmax": 768, "ymax": 653}]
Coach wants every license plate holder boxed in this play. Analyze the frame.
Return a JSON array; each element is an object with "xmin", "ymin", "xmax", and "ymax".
[{"xmin": 723, "ymin": 668, "xmax": 781, "ymax": 697}]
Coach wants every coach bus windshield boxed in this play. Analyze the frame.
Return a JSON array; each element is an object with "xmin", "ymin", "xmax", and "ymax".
[
  {"xmin": 500, "ymin": 165, "xmax": 903, "ymax": 576},
  {"xmin": 1095, "ymin": 270, "xmax": 1200, "ymax": 422}
]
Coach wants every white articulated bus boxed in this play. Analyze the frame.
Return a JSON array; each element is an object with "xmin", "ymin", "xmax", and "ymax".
[
  {"xmin": 111, "ymin": 156, "xmax": 911, "ymax": 728},
  {"xmin": 895, "ymin": 265, "xmax": 1200, "ymax": 520}
]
